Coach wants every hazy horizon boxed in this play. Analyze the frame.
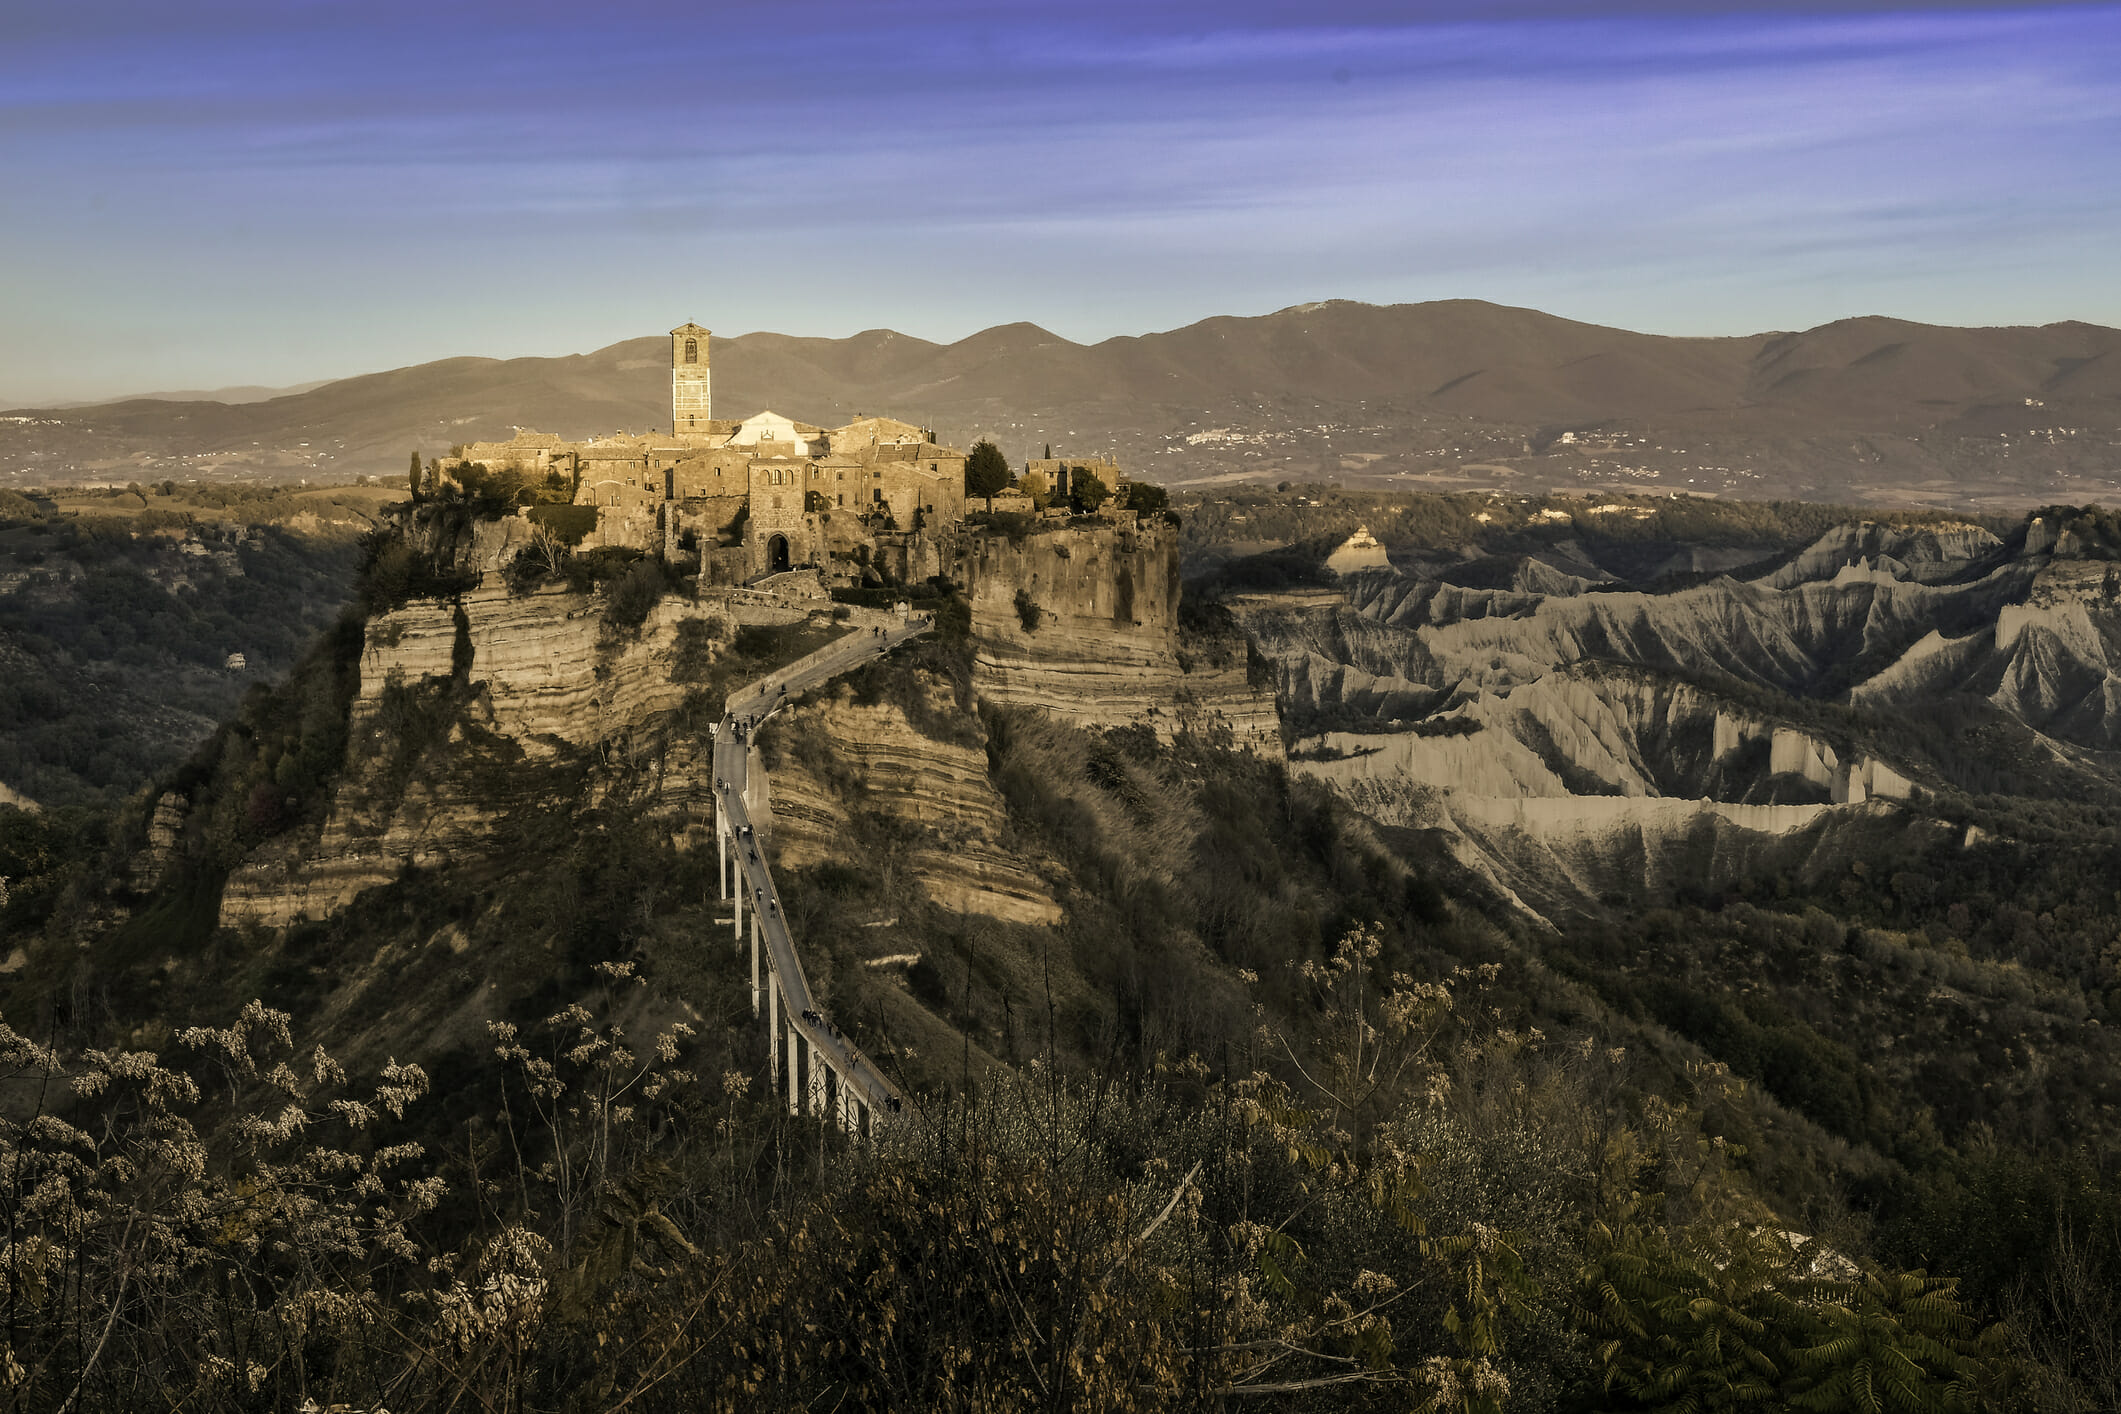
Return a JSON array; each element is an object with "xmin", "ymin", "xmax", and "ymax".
[
  {"xmin": 14, "ymin": 295, "xmax": 2121, "ymax": 414},
  {"xmin": 6, "ymin": 0, "xmax": 2120, "ymax": 406}
]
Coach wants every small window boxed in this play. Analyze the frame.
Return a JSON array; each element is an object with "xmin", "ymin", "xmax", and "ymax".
[{"xmin": 684, "ymin": 338, "xmax": 698, "ymax": 364}]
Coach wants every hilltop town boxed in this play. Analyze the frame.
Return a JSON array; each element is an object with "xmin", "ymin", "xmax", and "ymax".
[{"xmin": 447, "ymin": 324, "xmax": 1144, "ymax": 592}]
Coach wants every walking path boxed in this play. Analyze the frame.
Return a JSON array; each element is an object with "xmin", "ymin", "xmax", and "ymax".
[{"xmin": 713, "ymin": 615, "xmax": 933, "ymax": 1133}]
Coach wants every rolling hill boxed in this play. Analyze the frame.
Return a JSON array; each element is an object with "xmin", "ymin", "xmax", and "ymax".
[{"xmin": 6, "ymin": 300, "xmax": 2119, "ymax": 508}]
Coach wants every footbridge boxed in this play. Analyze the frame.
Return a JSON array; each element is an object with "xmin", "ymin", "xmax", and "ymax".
[{"xmin": 713, "ymin": 616, "xmax": 931, "ymax": 1136}]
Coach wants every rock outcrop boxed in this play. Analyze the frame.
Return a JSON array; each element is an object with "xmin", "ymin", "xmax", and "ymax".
[
  {"xmin": 1325, "ymin": 525, "xmax": 1391, "ymax": 575},
  {"xmin": 1238, "ymin": 518, "xmax": 2119, "ymax": 922},
  {"xmin": 220, "ymin": 520, "xmax": 1239, "ymax": 932},
  {"xmin": 952, "ymin": 521, "xmax": 1282, "ymax": 756},
  {"xmin": 1761, "ymin": 519, "xmax": 2001, "ymax": 589},
  {"xmin": 760, "ymin": 688, "xmax": 1061, "ymax": 926},
  {"xmin": 224, "ymin": 585, "xmax": 750, "ymax": 929}
]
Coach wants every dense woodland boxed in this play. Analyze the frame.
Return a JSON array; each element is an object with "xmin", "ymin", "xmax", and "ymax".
[
  {"xmin": 0, "ymin": 485, "xmax": 374, "ymax": 804},
  {"xmin": 0, "ymin": 486, "xmax": 2119, "ymax": 1410}
]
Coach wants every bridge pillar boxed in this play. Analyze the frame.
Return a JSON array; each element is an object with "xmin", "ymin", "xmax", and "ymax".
[
  {"xmin": 749, "ymin": 913, "xmax": 761, "ymax": 1016},
  {"xmin": 716, "ymin": 796, "xmax": 726, "ymax": 901},
  {"xmin": 788, "ymin": 1029, "xmax": 802, "ymax": 1117},
  {"xmin": 766, "ymin": 970, "xmax": 779, "ymax": 1090}
]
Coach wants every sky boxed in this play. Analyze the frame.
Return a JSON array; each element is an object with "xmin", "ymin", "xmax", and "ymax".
[{"xmin": 3, "ymin": 0, "xmax": 2120, "ymax": 405}]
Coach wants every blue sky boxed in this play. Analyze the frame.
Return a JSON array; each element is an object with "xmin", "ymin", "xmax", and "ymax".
[{"xmin": 4, "ymin": 1, "xmax": 2119, "ymax": 404}]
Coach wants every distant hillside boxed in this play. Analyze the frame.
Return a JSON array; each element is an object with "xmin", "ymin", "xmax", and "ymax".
[{"xmin": 6, "ymin": 300, "xmax": 2119, "ymax": 508}]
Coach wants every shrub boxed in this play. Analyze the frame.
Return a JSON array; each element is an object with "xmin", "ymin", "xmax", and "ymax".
[
  {"xmin": 1120, "ymin": 480, "xmax": 1169, "ymax": 515},
  {"xmin": 355, "ymin": 529, "xmax": 478, "ymax": 614},
  {"xmin": 601, "ymin": 560, "xmax": 668, "ymax": 634},
  {"xmin": 1069, "ymin": 468, "xmax": 1110, "ymax": 513},
  {"xmin": 970, "ymin": 511, "xmax": 1034, "ymax": 541},
  {"xmin": 563, "ymin": 546, "xmax": 644, "ymax": 594},
  {"xmin": 671, "ymin": 618, "xmax": 722, "ymax": 684},
  {"xmin": 526, "ymin": 502, "xmax": 598, "ymax": 546}
]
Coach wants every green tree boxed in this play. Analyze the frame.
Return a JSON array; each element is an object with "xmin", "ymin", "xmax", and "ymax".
[
  {"xmin": 1787, "ymin": 1271, "xmax": 1998, "ymax": 1414},
  {"xmin": 964, "ymin": 439, "xmax": 1011, "ymax": 499},
  {"xmin": 408, "ymin": 448, "xmax": 424, "ymax": 502},
  {"xmin": 1580, "ymin": 1210, "xmax": 2004, "ymax": 1414},
  {"xmin": 1070, "ymin": 467, "xmax": 1111, "ymax": 513},
  {"xmin": 1121, "ymin": 480, "xmax": 1169, "ymax": 515}
]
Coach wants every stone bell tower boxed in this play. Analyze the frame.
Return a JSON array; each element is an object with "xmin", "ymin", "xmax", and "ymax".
[{"xmin": 671, "ymin": 323, "xmax": 711, "ymax": 435}]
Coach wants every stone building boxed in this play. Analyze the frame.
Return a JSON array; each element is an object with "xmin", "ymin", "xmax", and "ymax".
[
  {"xmin": 1021, "ymin": 456, "xmax": 1124, "ymax": 500},
  {"xmin": 457, "ymin": 325, "xmax": 968, "ymax": 584}
]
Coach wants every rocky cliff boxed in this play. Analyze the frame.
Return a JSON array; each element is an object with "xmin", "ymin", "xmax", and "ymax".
[
  {"xmin": 950, "ymin": 521, "xmax": 1282, "ymax": 757},
  {"xmin": 220, "ymin": 581, "xmax": 695, "ymax": 929},
  {"xmin": 756, "ymin": 687, "xmax": 1061, "ymax": 926},
  {"xmin": 214, "ymin": 518, "xmax": 1268, "ymax": 934},
  {"xmin": 216, "ymin": 582, "xmax": 1054, "ymax": 932}
]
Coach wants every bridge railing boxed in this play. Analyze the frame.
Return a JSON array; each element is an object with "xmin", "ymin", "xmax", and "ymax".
[{"xmin": 713, "ymin": 617, "xmax": 933, "ymax": 1134}]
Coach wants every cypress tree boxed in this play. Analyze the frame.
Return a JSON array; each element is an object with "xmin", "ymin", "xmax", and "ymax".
[{"xmin": 964, "ymin": 439, "xmax": 1011, "ymax": 499}]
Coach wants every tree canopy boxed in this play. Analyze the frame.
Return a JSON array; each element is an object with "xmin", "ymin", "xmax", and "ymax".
[
  {"xmin": 1070, "ymin": 467, "xmax": 1111, "ymax": 513},
  {"xmin": 1121, "ymin": 480, "xmax": 1169, "ymax": 515},
  {"xmin": 964, "ymin": 440, "xmax": 1011, "ymax": 499}
]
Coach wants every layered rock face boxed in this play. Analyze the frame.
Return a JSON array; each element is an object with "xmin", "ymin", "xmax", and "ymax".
[
  {"xmin": 221, "ymin": 519, "xmax": 1257, "ymax": 932},
  {"xmin": 951, "ymin": 522, "xmax": 1282, "ymax": 757},
  {"xmin": 1238, "ymin": 519, "xmax": 2121, "ymax": 922},
  {"xmin": 1761, "ymin": 520, "xmax": 2001, "ymax": 589},
  {"xmin": 353, "ymin": 583, "xmax": 706, "ymax": 751},
  {"xmin": 758, "ymin": 688, "xmax": 1061, "ymax": 926},
  {"xmin": 1297, "ymin": 669, "xmax": 1910, "ymax": 808},
  {"xmin": 222, "ymin": 583, "xmax": 700, "ymax": 928}
]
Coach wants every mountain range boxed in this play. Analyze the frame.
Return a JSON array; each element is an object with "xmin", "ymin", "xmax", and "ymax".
[{"xmin": 6, "ymin": 299, "xmax": 2120, "ymax": 508}]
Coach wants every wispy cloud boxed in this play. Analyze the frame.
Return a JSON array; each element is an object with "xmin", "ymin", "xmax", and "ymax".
[{"xmin": 3, "ymin": 2, "xmax": 2118, "ymax": 401}]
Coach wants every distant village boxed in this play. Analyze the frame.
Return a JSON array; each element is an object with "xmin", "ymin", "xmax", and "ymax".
[{"xmin": 445, "ymin": 324, "xmax": 1148, "ymax": 590}]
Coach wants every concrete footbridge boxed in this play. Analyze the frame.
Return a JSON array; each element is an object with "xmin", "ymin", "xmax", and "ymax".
[{"xmin": 713, "ymin": 614, "xmax": 932, "ymax": 1135}]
